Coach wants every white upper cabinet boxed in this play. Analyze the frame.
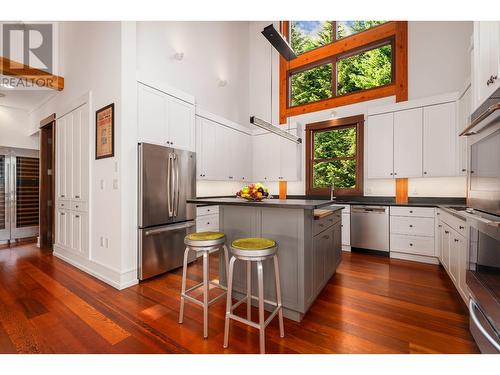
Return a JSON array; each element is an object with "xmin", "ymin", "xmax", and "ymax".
[
  {"xmin": 423, "ymin": 102, "xmax": 457, "ymax": 177},
  {"xmin": 457, "ymin": 86, "xmax": 471, "ymax": 175},
  {"xmin": 137, "ymin": 82, "xmax": 195, "ymax": 152},
  {"xmin": 393, "ymin": 108, "xmax": 423, "ymax": 178},
  {"xmin": 472, "ymin": 21, "xmax": 500, "ymax": 111},
  {"xmin": 137, "ymin": 83, "xmax": 168, "ymax": 144},
  {"xmin": 279, "ymin": 130, "xmax": 301, "ymax": 181},
  {"xmin": 167, "ymin": 96, "xmax": 195, "ymax": 152},
  {"xmin": 196, "ymin": 117, "xmax": 218, "ymax": 180},
  {"xmin": 366, "ymin": 112, "xmax": 394, "ymax": 179}
]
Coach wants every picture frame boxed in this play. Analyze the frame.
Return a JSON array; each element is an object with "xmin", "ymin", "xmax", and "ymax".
[{"xmin": 95, "ymin": 103, "xmax": 115, "ymax": 159}]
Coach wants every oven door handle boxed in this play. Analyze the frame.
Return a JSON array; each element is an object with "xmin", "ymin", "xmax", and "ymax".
[{"xmin": 469, "ymin": 299, "xmax": 500, "ymax": 352}]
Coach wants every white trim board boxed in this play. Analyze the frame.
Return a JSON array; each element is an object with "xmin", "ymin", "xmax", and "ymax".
[
  {"xmin": 367, "ymin": 91, "xmax": 460, "ymax": 116},
  {"xmin": 136, "ymin": 74, "xmax": 195, "ymax": 105},
  {"xmin": 390, "ymin": 251, "xmax": 440, "ymax": 265},
  {"xmin": 195, "ymin": 107, "xmax": 253, "ymax": 135},
  {"xmin": 54, "ymin": 245, "xmax": 138, "ymax": 290}
]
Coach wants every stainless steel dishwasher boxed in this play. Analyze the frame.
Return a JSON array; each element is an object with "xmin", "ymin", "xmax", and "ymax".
[{"xmin": 350, "ymin": 205, "xmax": 390, "ymax": 252}]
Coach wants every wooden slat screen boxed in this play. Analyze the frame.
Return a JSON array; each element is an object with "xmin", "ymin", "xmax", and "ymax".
[
  {"xmin": 16, "ymin": 157, "xmax": 40, "ymax": 228},
  {"xmin": 0, "ymin": 156, "xmax": 5, "ymax": 230}
]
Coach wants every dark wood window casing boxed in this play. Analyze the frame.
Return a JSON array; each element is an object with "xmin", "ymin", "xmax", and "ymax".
[
  {"xmin": 305, "ymin": 115, "xmax": 364, "ymax": 197},
  {"xmin": 280, "ymin": 21, "xmax": 408, "ymax": 123}
]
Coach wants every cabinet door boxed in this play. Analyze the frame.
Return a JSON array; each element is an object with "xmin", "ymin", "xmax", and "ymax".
[
  {"xmin": 393, "ymin": 108, "xmax": 423, "ymax": 178},
  {"xmin": 137, "ymin": 83, "xmax": 168, "ymax": 145},
  {"xmin": 215, "ymin": 125, "xmax": 231, "ymax": 180},
  {"xmin": 69, "ymin": 211, "xmax": 88, "ymax": 256},
  {"xmin": 64, "ymin": 112, "xmax": 73, "ymax": 201},
  {"xmin": 279, "ymin": 131, "xmax": 300, "ymax": 181},
  {"xmin": 70, "ymin": 103, "xmax": 89, "ymax": 202},
  {"xmin": 457, "ymin": 235, "xmax": 468, "ymax": 302},
  {"xmin": 423, "ymin": 102, "xmax": 457, "ymax": 177},
  {"xmin": 55, "ymin": 116, "xmax": 67, "ymax": 200},
  {"xmin": 474, "ymin": 22, "xmax": 500, "ymax": 108},
  {"xmin": 166, "ymin": 96, "xmax": 195, "ymax": 152},
  {"xmin": 55, "ymin": 209, "xmax": 69, "ymax": 248},
  {"xmin": 195, "ymin": 118, "xmax": 204, "ymax": 178},
  {"xmin": 198, "ymin": 118, "xmax": 218, "ymax": 180},
  {"xmin": 341, "ymin": 213, "xmax": 350, "ymax": 247},
  {"xmin": 457, "ymin": 87, "xmax": 471, "ymax": 175},
  {"xmin": 449, "ymin": 231, "xmax": 460, "ymax": 285},
  {"xmin": 240, "ymin": 133, "xmax": 252, "ymax": 182},
  {"xmin": 324, "ymin": 226, "xmax": 335, "ymax": 278},
  {"xmin": 313, "ymin": 233, "xmax": 326, "ymax": 294},
  {"xmin": 333, "ymin": 221, "xmax": 342, "ymax": 267},
  {"xmin": 366, "ymin": 113, "xmax": 394, "ymax": 179},
  {"xmin": 252, "ymin": 133, "xmax": 277, "ymax": 182},
  {"xmin": 441, "ymin": 224, "xmax": 450, "ymax": 271}
]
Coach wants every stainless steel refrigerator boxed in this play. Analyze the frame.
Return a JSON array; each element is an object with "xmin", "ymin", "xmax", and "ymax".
[{"xmin": 138, "ymin": 143, "xmax": 196, "ymax": 280}]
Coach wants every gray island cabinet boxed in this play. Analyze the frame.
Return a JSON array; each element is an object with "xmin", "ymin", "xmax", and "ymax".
[{"xmin": 186, "ymin": 198, "xmax": 343, "ymax": 321}]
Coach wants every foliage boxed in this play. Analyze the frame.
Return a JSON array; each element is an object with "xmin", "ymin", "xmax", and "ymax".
[
  {"xmin": 312, "ymin": 127, "xmax": 357, "ymax": 189},
  {"xmin": 289, "ymin": 21, "xmax": 391, "ymax": 104}
]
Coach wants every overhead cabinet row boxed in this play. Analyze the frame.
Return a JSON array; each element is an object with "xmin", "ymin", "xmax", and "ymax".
[{"xmin": 367, "ymin": 100, "xmax": 462, "ymax": 179}]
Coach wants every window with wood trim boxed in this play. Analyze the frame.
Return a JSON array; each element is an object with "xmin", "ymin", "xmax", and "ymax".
[
  {"xmin": 306, "ymin": 115, "xmax": 364, "ymax": 196},
  {"xmin": 280, "ymin": 21, "xmax": 407, "ymax": 123}
]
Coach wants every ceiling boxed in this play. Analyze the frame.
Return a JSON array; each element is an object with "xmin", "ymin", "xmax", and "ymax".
[{"xmin": 0, "ymin": 87, "xmax": 57, "ymax": 112}]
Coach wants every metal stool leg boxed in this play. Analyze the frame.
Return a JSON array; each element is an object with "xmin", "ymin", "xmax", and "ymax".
[
  {"xmin": 246, "ymin": 260, "xmax": 252, "ymax": 320},
  {"xmin": 202, "ymin": 251, "xmax": 209, "ymax": 338},
  {"xmin": 224, "ymin": 256, "xmax": 237, "ymax": 348},
  {"xmin": 178, "ymin": 247, "xmax": 190, "ymax": 324},
  {"xmin": 257, "ymin": 260, "xmax": 265, "ymax": 354},
  {"xmin": 274, "ymin": 255, "xmax": 285, "ymax": 338},
  {"xmin": 222, "ymin": 245, "xmax": 230, "ymax": 282}
]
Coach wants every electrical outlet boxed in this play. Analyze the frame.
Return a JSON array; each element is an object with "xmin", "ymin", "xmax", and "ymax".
[
  {"xmin": 113, "ymin": 179, "xmax": 119, "ymax": 190},
  {"xmin": 100, "ymin": 179, "xmax": 105, "ymax": 190}
]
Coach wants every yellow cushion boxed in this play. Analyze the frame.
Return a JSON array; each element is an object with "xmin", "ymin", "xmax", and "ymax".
[
  {"xmin": 232, "ymin": 237, "xmax": 276, "ymax": 250},
  {"xmin": 186, "ymin": 231, "xmax": 225, "ymax": 241}
]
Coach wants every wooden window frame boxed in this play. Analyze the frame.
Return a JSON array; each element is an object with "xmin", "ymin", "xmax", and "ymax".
[
  {"xmin": 305, "ymin": 115, "xmax": 364, "ymax": 197},
  {"xmin": 280, "ymin": 21, "xmax": 408, "ymax": 123}
]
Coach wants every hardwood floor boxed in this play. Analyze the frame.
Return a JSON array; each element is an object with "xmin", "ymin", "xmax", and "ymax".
[{"xmin": 0, "ymin": 244, "xmax": 479, "ymax": 354}]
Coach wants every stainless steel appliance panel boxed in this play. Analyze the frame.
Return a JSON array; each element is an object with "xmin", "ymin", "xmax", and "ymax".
[
  {"xmin": 138, "ymin": 221, "xmax": 196, "ymax": 280},
  {"xmin": 138, "ymin": 143, "xmax": 195, "ymax": 228},
  {"xmin": 350, "ymin": 205, "xmax": 389, "ymax": 252}
]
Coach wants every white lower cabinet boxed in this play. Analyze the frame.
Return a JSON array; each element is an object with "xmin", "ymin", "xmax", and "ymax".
[
  {"xmin": 69, "ymin": 211, "xmax": 88, "ymax": 256},
  {"xmin": 389, "ymin": 206, "xmax": 437, "ymax": 263},
  {"xmin": 437, "ymin": 209, "xmax": 468, "ymax": 304},
  {"xmin": 196, "ymin": 206, "xmax": 220, "ymax": 232},
  {"xmin": 56, "ymin": 209, "xmax": 69, "ymax": 248},
  {"xmin": 341, "ymin": 213, "xmax": 351, "ymax": 249}
]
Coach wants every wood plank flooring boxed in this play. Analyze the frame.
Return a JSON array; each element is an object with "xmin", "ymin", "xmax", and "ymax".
[{"xmin": 0, "ymin": 244, "xmax": 479, "ymax": 353}]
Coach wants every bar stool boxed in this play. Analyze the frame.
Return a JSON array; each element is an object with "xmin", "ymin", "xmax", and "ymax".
[
  {"xmin": 223, "ymin": 237, "xmax": 284, "ymax": 354},
  {"xmin": 179, "ymin": 231, "xmax": 229, "ymax": 338}
]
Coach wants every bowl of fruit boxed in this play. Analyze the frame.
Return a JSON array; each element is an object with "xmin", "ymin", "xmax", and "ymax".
[{"xmin": 236, "ymin": 183, "xmax": 271, "ymax": 202}]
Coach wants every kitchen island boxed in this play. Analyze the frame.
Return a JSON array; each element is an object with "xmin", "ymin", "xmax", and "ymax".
[{"xmin": 187, "ymin": 198, "xmax": 343, "ymax": 321}]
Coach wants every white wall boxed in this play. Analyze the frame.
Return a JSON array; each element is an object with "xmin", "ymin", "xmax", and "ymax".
[
  {"xmin": 245, "ymin": 21, "xmax": 473, "ymax": 198},
  {"xmin": 28, "ymin": 22, "xmax": 136, "ymax": 289},
  {"xmin": 408, "ymin": 21, "xmax": 473, "ymax": 100},
  {"xmin": 136, "ymin": 21, "xmax": 250, "ymax": 127},
  {"xmin": 0, "ymin": 106, "xmax": 39, "ymax": 149}
]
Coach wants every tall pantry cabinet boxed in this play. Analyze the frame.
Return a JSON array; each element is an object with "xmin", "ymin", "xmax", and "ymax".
[{"xmin": 55, "ymin": 103, "xmax": 90, "ymax": 257}]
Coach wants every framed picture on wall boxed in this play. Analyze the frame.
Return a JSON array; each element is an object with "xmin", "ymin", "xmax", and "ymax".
[{"xmin": 95, "ymin": 103, "xmax": 114, "ymax": 159}]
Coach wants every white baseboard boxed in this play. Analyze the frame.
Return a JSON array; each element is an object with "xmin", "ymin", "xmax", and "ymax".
[
  {"xmin": 53, "ymin": 245, "xmax": 138, "ymax": 290},
  {"xmin": 390, "ymin": 251, "xmax": 440, "ymax": 265}
]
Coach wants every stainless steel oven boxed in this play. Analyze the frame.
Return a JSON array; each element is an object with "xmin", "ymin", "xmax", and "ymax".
[{"xmin": 461, "ymin": 86, "xmax": 500, "ymax": 353}]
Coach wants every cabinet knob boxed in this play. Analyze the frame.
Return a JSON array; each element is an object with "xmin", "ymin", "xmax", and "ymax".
[
  {"xmin": 323, "ymin": 235, "xmax": 329, "ymax": 240},
  {"xmin": 438, "ymin": 224, "xmax": 442, "ymax": 228},
  {"xmin": 61, "ymin": 194, "xmax": 65, "ymax": 198},
  {"xmin": 76, "ymin": 215, "xmax": 80, "ymax": 218},
  {"xmin": 394, "ymin": 172, "xmax": 397, "ymax": 176},
  {"xmin": 390, "ymin": 173, "xmax": 393, "ymax": 176},
  {"xmin": 445, "ymin": 230, "xmax": 449, "ymax": 234},
  {"xmin": 459, "ymin": 226, "xmax": 465, "ymax": 229},
  {"xmin": 461, "ymin": 169, "xmax": 466, "ymax": 172},
  {"xmin": 409, "ymin": 243, "xmax": 413, "ymax": 246},
  {"xmin": 409, "ymin": 210, "xmax": 413, "ymax": 213},
  {"xmin": 454, "ymin": 238, "xmax": 459, "ymax": 242},
  {"xmin": 76, "ymin": 205, "xmax": 79, "ymax": 208},
  {"xmin": 424, "ymin": 171, "xmax": 427, "ymax": 175},
  {"xmin": 486, "ymin": 75, "xmax": 498, "ymax": 86},
  {"xmin": 409, "ymin": 224, "xmax": 413, "ymax": 228}
]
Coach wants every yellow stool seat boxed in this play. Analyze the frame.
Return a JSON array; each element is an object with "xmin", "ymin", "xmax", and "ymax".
[
  {"xmin": 186, "ymin": 231, "xmax": 225, "ymax": 241},
  {"xmin": 231, "ymin": 238, "xmax": 276, "ymax": 250}
]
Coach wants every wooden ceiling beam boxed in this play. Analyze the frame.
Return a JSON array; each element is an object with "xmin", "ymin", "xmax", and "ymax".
[{"xmin": 0, "ymin": 56, "xmax": 64, "ymax": 91}]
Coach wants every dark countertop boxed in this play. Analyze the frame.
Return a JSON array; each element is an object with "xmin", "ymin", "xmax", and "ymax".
[{"xmin": 187, "ymin": 197, "xmax": 341, "ymax": 210}]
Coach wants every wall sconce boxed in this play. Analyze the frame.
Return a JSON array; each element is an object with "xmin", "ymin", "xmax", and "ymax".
[
  {"xmin": 218, "ymin": 79, "xmax": 228, "ymax": 87},
  {"xmin": 173, "ymin": 52, "xmax": 184, "ymax": 61},
  {"xmin": 330, "ymin": 110, "xmax": 337, "ymax": 118}
]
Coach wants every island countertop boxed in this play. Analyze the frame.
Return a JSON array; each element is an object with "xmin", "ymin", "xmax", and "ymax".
[{"xmin": 187, "ymin": 197, "xmax": 340, "ymax": 210}]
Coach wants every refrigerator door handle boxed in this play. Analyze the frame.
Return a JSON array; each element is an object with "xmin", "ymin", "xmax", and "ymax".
[
  {"xmin": 174, "ymin": 154, "xmax": 180, "ymax": 217},
  {"xmin": 167, "ymin": 153, "xmax": 173, "ymax": 217},
  {"xmin": 144, "ymin": 221, "xmax": 195, "ymax": 236},
  {"xmin": 469, "ymin": 299, "xmax": 500, "ymax": 352}
]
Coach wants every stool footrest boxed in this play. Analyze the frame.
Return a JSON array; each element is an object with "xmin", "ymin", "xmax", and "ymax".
[
  {"xmin": 182, "ymin": 280, "xmax": 227, "ymax": 307},
  {"xmin": 226, "ymin": 304, "xmax": 282, "ymax": 330},
  {"xmin": 230, "ymin": 294, "xmax": 278, "ymax": 312}
]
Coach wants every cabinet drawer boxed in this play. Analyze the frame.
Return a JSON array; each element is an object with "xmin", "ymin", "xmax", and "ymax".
[
  {"xmin": 314, "ymin": 212, "xmax": 340, "ymax": 236},
  {"xmin": 196, "ymin": 205, "xmax": 219, "ymax": 217},
  {"xmin": 390, "ymin": 234, "xmax": 435, "ymax": 256},
  {"xmin": 390, "ymin": 206, "xmax": 435, "ymax": 218},
  {"xmin": 196, "ymin": 214, "xmax": 219, "ymax": 232},
  {"xmin": 56, "ymin": 201, "xmax": 70, "ymax": 210},
  {"xmin": 390, "ymin": 216, "xmax": 435, "ymax": 237},
  {"xmin": 438, "ymin": 210, "xmax": 466, "ymax": 237},
  {"xmin": 71, "ymin": 201, "xmax": 88, "ymax": 212}
]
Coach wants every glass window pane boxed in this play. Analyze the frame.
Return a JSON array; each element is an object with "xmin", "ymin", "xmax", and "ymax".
[
  {"xmin": 337, "ymin": 44, "xmax": 392, "ymax": 96},
  {"xmin": 313, "ymin": 160, "xmax": 357, "ymax": 189},
  {"xmin": 290, "ymin": 63, "xmax": 333, "ymax": 106},
  {"xmin": 290, "ymin": 21, "xmax": 333, "ymax": 55},
  {"xmin": 314, "ymin": 127, "xmax": 356, "ymax": 159},
  {"xmin": 336, "ymin": 21, "xmax": 386, "ymax": 40}
]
